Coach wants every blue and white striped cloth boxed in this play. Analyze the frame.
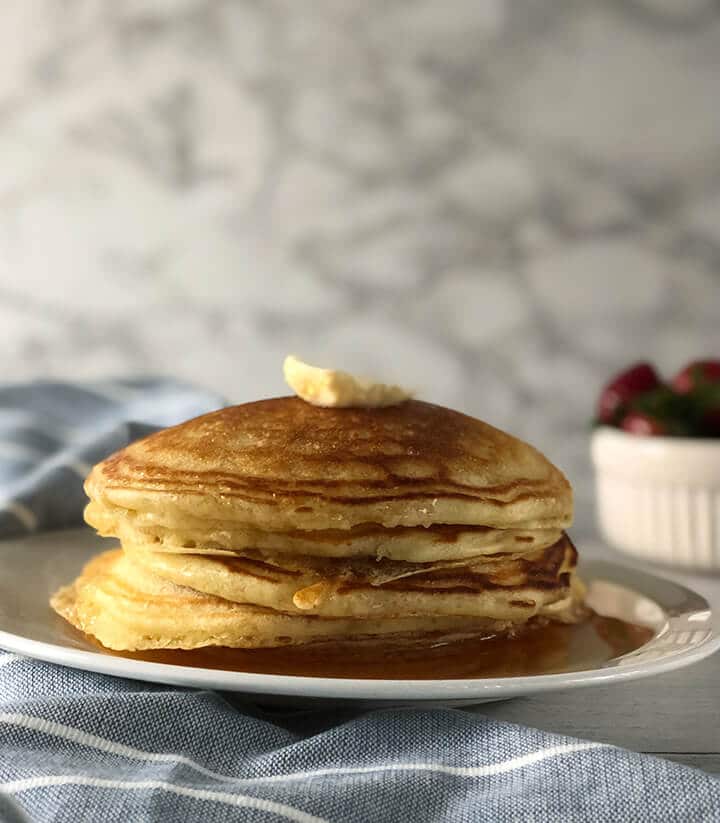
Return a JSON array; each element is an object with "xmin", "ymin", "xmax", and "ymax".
[
  {"xmin": 0, "ymin": 379, "xmax": 719, "ymax": 822},
  {"xmin": 0, "ymin": 379, "xmax": 223, "ymax": 538}
]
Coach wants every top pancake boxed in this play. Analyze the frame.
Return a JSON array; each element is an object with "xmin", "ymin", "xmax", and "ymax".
[{"xmin": 85, "ymin": 397, "xmax": 572, "ymax": 532}]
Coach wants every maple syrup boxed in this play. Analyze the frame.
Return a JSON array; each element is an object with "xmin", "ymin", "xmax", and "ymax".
[{"xmin": 106, "ymin": 613, "xmax": 653, "ymax": 680}]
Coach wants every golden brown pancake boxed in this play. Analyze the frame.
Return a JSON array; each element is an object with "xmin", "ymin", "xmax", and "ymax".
[
  {"xmin": 52, "ymin": 394, "xmax": 583, "ymax": 653},
  {"xmin": 124, "ymin": 535, "xmax": 579, "ymax": 620},
  {"xmin": 86, "ymin": 502, "xmax": 563, "ymax": 562},
  {"xmin": 84, "ymin": 398, "xmax": 572, "ymax": 533},
  {"xmin": 51, "ymin": 550, "xmax": 543, "ymax": 651}
]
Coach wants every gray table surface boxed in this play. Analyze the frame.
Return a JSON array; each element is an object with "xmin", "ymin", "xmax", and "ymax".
[{"xmin": 473, "ymin": 539, "xmax": 720, "ymax": 776}]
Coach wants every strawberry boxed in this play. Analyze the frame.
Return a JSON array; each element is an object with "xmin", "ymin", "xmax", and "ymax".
[
  {"xmin": 597, "ymin": 362, "xmax": 661, "ymax": 424},
  {"xmin": 672, "ymin": 361, "xmax": 720, "ymax": 436},
  {"xmin": 620, "ymin": 411, "xmax": 668, "ymax": 436},
  {"xmin": 672, "ymin": 360, "xmax": 720, "ymax": 395}
]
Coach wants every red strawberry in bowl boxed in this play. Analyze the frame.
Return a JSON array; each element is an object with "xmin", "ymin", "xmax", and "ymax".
[
  {"xmin": 593, "ymin": 357, "xmax": 720, "ymax": 568},
  {"xmin": 597, "ymin": 362, "xmax": 662, "ymax": 424},
  {"xmin": 672, "ymin": 360, "xmax": 720, "ymax": 395},
  {"xmin": 620, "ymin": 411, "xmax": 668, "ymax": 436}
]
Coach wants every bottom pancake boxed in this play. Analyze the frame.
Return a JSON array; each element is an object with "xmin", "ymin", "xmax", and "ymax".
[{"xmin": 51, "ymin": 550, "xmax": 585, "ymax": 651}]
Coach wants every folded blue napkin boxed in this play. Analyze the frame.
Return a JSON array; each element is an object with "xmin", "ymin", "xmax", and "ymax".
[{"xmin": 0, "ymin": 379, "xmax": 718, "ymax": 822}]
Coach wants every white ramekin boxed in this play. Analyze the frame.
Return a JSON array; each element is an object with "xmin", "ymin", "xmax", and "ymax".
[{"xmin": 591, "ymin": 426, "xmax": 720, "ymax": 569}]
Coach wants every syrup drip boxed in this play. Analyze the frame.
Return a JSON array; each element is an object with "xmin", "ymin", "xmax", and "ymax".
[{"xmin": 101, "ymin": 613, "xmax": 653, "ymax": 680}]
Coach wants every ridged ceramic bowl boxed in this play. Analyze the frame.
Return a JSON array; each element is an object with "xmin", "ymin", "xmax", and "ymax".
[{"xmin": 592, "ymin": 427, "xmax": 720, "ymax": 569}]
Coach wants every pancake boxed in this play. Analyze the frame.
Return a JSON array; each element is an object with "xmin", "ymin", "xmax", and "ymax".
[
  {"xmin": 86, "ymin": 502, "xmax": 563, "ymax": 562},
  {"xmin": 51, "ymin": 550, "xmax": 542, "ymax": 651},
  {"xmin": 84, "ymin": 398, "xmax": 572, "ymax": 533},
  {"xmin": 124, "ymin": 535, "xmax": 580, "ymax": 620},
  {"xmin": 53, "ymin": 387, "xmax": 584, "ymax": 654}
]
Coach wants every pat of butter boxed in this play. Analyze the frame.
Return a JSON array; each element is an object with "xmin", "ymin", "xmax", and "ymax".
[{"xmin": 283, "ymin": 355, "xmax": 411, "ymax": 408}]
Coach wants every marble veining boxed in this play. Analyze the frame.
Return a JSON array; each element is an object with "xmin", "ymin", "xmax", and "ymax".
[{"xmin": 0, "ymin": 0, "xmax": 719, "ymax": 535}]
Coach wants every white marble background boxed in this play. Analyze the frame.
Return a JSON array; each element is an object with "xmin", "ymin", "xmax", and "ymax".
[{"xmin": 1, "ymin": 0, "xmax": 719, "ymax": 534}]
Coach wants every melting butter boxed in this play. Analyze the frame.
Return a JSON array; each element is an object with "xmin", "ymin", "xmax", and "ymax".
[{"xmin": 283, "ymin": 355, "xmax": 411, "ymax": 408}]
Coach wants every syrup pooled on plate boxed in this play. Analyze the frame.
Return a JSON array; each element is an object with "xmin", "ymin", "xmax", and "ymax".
[{"xmin": 104, "ymin": 613, "xmax": 653, "ymax": 680}]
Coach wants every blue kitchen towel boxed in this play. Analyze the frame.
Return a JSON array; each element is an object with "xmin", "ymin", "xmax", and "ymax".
[
  {"xmin": 0, "ymin": 379, "xmax": 719, "ymax": 822},
  {"xmin": 0, "ymin": 378, "xmax": 224, "ymax": 538},
  {"xmin": 0, "ymin": 656, "xmax": 719, "ymax": 823}
]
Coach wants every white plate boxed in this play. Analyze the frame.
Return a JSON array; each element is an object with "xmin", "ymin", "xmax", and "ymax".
[{"xmin": 1, "ymin": 529, "xmax": 718, "ymax": 706}]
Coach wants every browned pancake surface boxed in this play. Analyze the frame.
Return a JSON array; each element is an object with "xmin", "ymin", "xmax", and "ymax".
[
  {"xmin": 124, "ymin": 534, "xmax": 580, "ymax": 619},
  {"xmin": 86, "ymin": 398, "xmax": 572, "ymax": 531}
]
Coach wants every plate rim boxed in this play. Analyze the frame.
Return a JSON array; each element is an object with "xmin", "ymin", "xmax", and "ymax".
[{"xmin": 0, "ymin": 553, "xmax": 718, "ymax": 701}]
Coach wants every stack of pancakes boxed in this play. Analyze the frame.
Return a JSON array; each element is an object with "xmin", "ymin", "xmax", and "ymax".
[{"xmin": 52, "ymin": 398, "xmax": 585, "ymax": 651}]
